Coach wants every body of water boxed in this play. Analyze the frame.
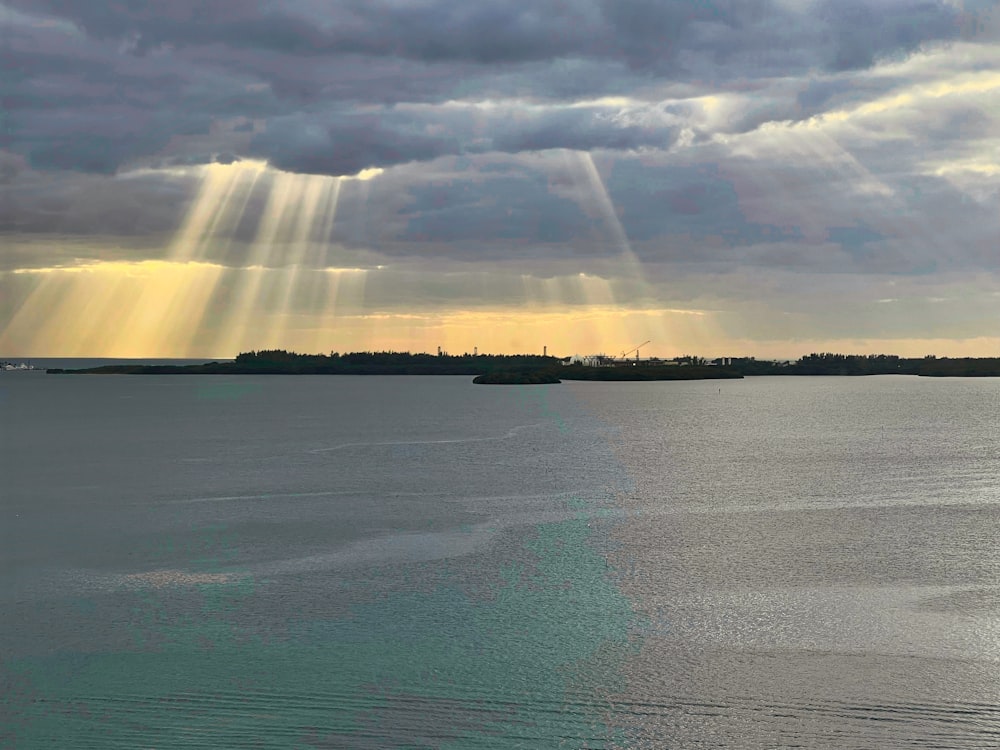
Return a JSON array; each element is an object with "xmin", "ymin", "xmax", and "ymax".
[{"xmin": 1, "ymin": 373, "xmax": 998, "ymax": 748}]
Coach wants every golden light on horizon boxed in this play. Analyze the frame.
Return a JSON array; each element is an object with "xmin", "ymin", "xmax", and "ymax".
[
  {"xmin": 5, "ymin": 253, "xmax": 999, "ymax": 358},
  {"xmin": 274, "ymin": 304, "xmax": 716, "ymax": 358},
  {"xmin": 0, "ymin": 148, "xmax": 720, "ymax": 359},
  {"xmin": 0, "ymin": 139, "xmax": 726, "ymax": 359},
  {"xmin": 8, "ymin": 149, "xmax": 990, "ymax": 360},
  {"xmin": 111, "ymin": 162, "xmax": 267, "ymax": 354},
  {"xmin": 2, "ymin": 260, "xmax": 226, "ymax": 357},
  {"xmin": 0, "ymin": 160, "xmax": 391, "ymax": 357},
  {"xmin": 568, "ymin": 150, "xmax": 672, "ymax": 348}
]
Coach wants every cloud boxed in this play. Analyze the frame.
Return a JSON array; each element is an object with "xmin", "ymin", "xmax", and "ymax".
[
  {"xmin": 816, "ymin": 0, "xmax": 961, "ymax": 70},
  {"xmin": 245, "ymin": 100, "xmax": 683, "ymax": 176},
  {"xmin": 247, "ymin": 112, "xmax": 456, "ymax": 177},
  {"xmin": 2, "ymin": 0, "xmax": 985, "ymax": 177},
  {"xmin": 2, "ymin": 1, "xmax": 999, "ymax": 359},
  {"xmin": 12, "ymin": 0, "xmax": 968, "ymax": 70}
]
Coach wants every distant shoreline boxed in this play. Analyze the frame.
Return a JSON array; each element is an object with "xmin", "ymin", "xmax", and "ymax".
[{"xmin": 42, "ymin": 350, "xmax": 1000, "ymax": 382}]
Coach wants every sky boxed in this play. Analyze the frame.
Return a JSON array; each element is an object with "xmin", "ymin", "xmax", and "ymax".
[{"xmin": 1, "ymin": 0, "xmax": 998, "ymax": 359}]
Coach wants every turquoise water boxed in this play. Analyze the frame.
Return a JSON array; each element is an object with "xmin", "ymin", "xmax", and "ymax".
[
  {"xmin": 7, "ymin": 518, "xmax": 633, "ymax": 747},
  {"xmin": 2, "ymin": 376, "xmax": 639, "ymax": 748}
]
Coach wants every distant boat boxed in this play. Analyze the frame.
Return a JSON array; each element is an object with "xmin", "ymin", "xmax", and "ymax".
[{"xmin": 2, "ymin": 361, "xmax": 39, "ymax": 371}]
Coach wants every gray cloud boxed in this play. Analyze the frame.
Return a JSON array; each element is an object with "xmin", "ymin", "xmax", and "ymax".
[
  {"xmin": 3, "ymin": 0, "xmax": 982, "ymax": 177},
  {"xmin": 817, "ymin": 0, "xmax": 960, "ymax": 70},
  {"xmin": 15, "ymin": 1, "xmax": 963, "ymax": 69},
  {"xmin": 246, "ymin": 102, "xmax": 683, "ymax": 176},
  {"xmin": 248, "ymin": 112, "xmax": 456, "ymax": 176}
]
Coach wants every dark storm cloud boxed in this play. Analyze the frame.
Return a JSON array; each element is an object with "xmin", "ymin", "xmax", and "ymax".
[
  {"xmin": 0, "ymin": 168, "xmax": 193, "ymax": 244},
  {"xmin": 27, "ymin": 133, "xmax": 164, "ymax": 174},
  {"xmin": 3, "ymin": 0, "xmax": 975, "ymax": 176},
  {"xmin": 7, "ymin": 1, "xmax": 304, "ymax": 54},
  {"xmin": 396, "ymin": 172, "xmax": 594, "ymax": 249},
  {"xmin": 12, "ymin": 0, "xmax": 963, "ymax": 68},
  {"xmin": 12, "ymin": 0, "xmax": 597, "ymax": 62},
  {"xmin": 825, "ymin": 224, "xmax": 885, "ymax": 255},
  {"xmin": 247, "ymin": 112, "xmax": 457, "ymax": 177},
  {"xmin": 606, "ymin": 160, "xmax": 804, "ymax": 245},
  {"xmin": 817, "ymin": 0, "xmax": 962, "ymax": 70},
  {"xmin": 487, "ymin": 106, "xmax": 681, "ymax": 153},
  {"xmin": 247, "ymin": 102, "xmax": 682, "ymax": 176}
]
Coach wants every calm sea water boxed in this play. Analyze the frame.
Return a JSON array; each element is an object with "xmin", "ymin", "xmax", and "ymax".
[{"xmin": 1, "ymin": 373, "xmax": 998, "ymax": 748}]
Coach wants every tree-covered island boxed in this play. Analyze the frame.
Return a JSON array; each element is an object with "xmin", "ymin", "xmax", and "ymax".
[
  {"xmin": 48, "ymin": 350, "xmax": 556, "ymax": 376},
  {"xmin": 45, "ymin": 349, "xmax": 1000, "ymax": 382}
]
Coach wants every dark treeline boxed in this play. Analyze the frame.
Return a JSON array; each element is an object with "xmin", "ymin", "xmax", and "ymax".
[
  {"xmin": 47, "ymin": 349, "xmax": 1000, "ymax": 378},
  {"xmin": 229, "ymin": 349, "xmax": 560, "ymax": 375},
  {"xmin": 731, "ymin": 353, "xmax": 1000, "ymax": 377},
  {"xmin": 49, "ymin": 349, "xmax": 560, "ymax": 376},
  {"xmin": 917, "ymin": 358, "xmax": 1000, "ymax": 377}
]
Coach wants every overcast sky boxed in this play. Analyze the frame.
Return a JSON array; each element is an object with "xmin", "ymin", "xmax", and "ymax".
[{"xmin": 2, "ymin": 0, "xmax": 998, "ymax": 358}]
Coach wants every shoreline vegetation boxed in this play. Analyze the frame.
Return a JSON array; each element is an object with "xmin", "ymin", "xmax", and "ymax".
[{"xmin": 45, "ymin": 350, "xmax": 1000, "ymax": 383}]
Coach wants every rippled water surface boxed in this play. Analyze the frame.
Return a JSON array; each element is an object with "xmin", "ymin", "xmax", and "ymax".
[{"xmin": 2, "ymin": 373, "xmax": 998, "ymax": 748}]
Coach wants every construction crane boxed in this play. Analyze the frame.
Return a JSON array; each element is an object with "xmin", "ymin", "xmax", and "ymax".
[{"xmin": 620, "ymin": 340, "xmax": 651, "ymax": 362}]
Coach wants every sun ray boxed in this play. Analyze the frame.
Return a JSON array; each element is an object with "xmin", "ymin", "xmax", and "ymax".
[
  {"xmin": 207, "ymin": 163, "xmax": 268, "ymax": 264},
  {"xmin": 212, "ymin": 171, "xmax": 305, "ymax": 353},
  {"xmin": 98, "ymin": 162, "xmax": 273, "ymax": 355},
  {"xmin": 565, "ymin": 149, "xmax": 670, "ymax": 348},
  {"xmin": 1, "ymin": 158, "xmax": 398, "ymax": 357},
  {"xmin": 2, "ymin": 269, "xmax": 85, "ymax": 356},
  {"xmin": 309, "ymin": 268, "xmax": 370, "ymax": 352},
  {"xmin": 316, "ymin": 178, "xmax": 344, "ymax": 268},
  {"xmin": 153, "ymin": 160, "xmax": 271, "ymax": 266},
  {"xmin": 182, "ymin": 167, "xmax": 270, "ymax": 345},
  {"xmin": 573, "ymin": 272, "xmax": 616, "ymax": 307},
  {"xmin": 109, "ymin": 262, "xmax": 226, "ymax": 357},
  {"xmin": 1, "ymin": 260, "xmax": 231, "ymax": 357},
  {"xmin": 729, "ymin": 120, "xmax": 958, "ymax": 278},
  {"xmin": 301, "ymin": 268, "xmax": 337, "ymax": 353},
  {"xmin": 1, "ymin": 271, "xmax": 55, "ymax": 354},
  {"xmin": 5, "ymin": 162, "xmax": 275, "ymax": 357},
  {"xmin": 262, "ymin": 174, "xmax": 344, "ymax": 346}
]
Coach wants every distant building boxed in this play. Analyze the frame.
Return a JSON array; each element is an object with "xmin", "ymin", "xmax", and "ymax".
[{"xmin": 565, "ymin": 354, "xmax": 615, "ymax": 367}]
